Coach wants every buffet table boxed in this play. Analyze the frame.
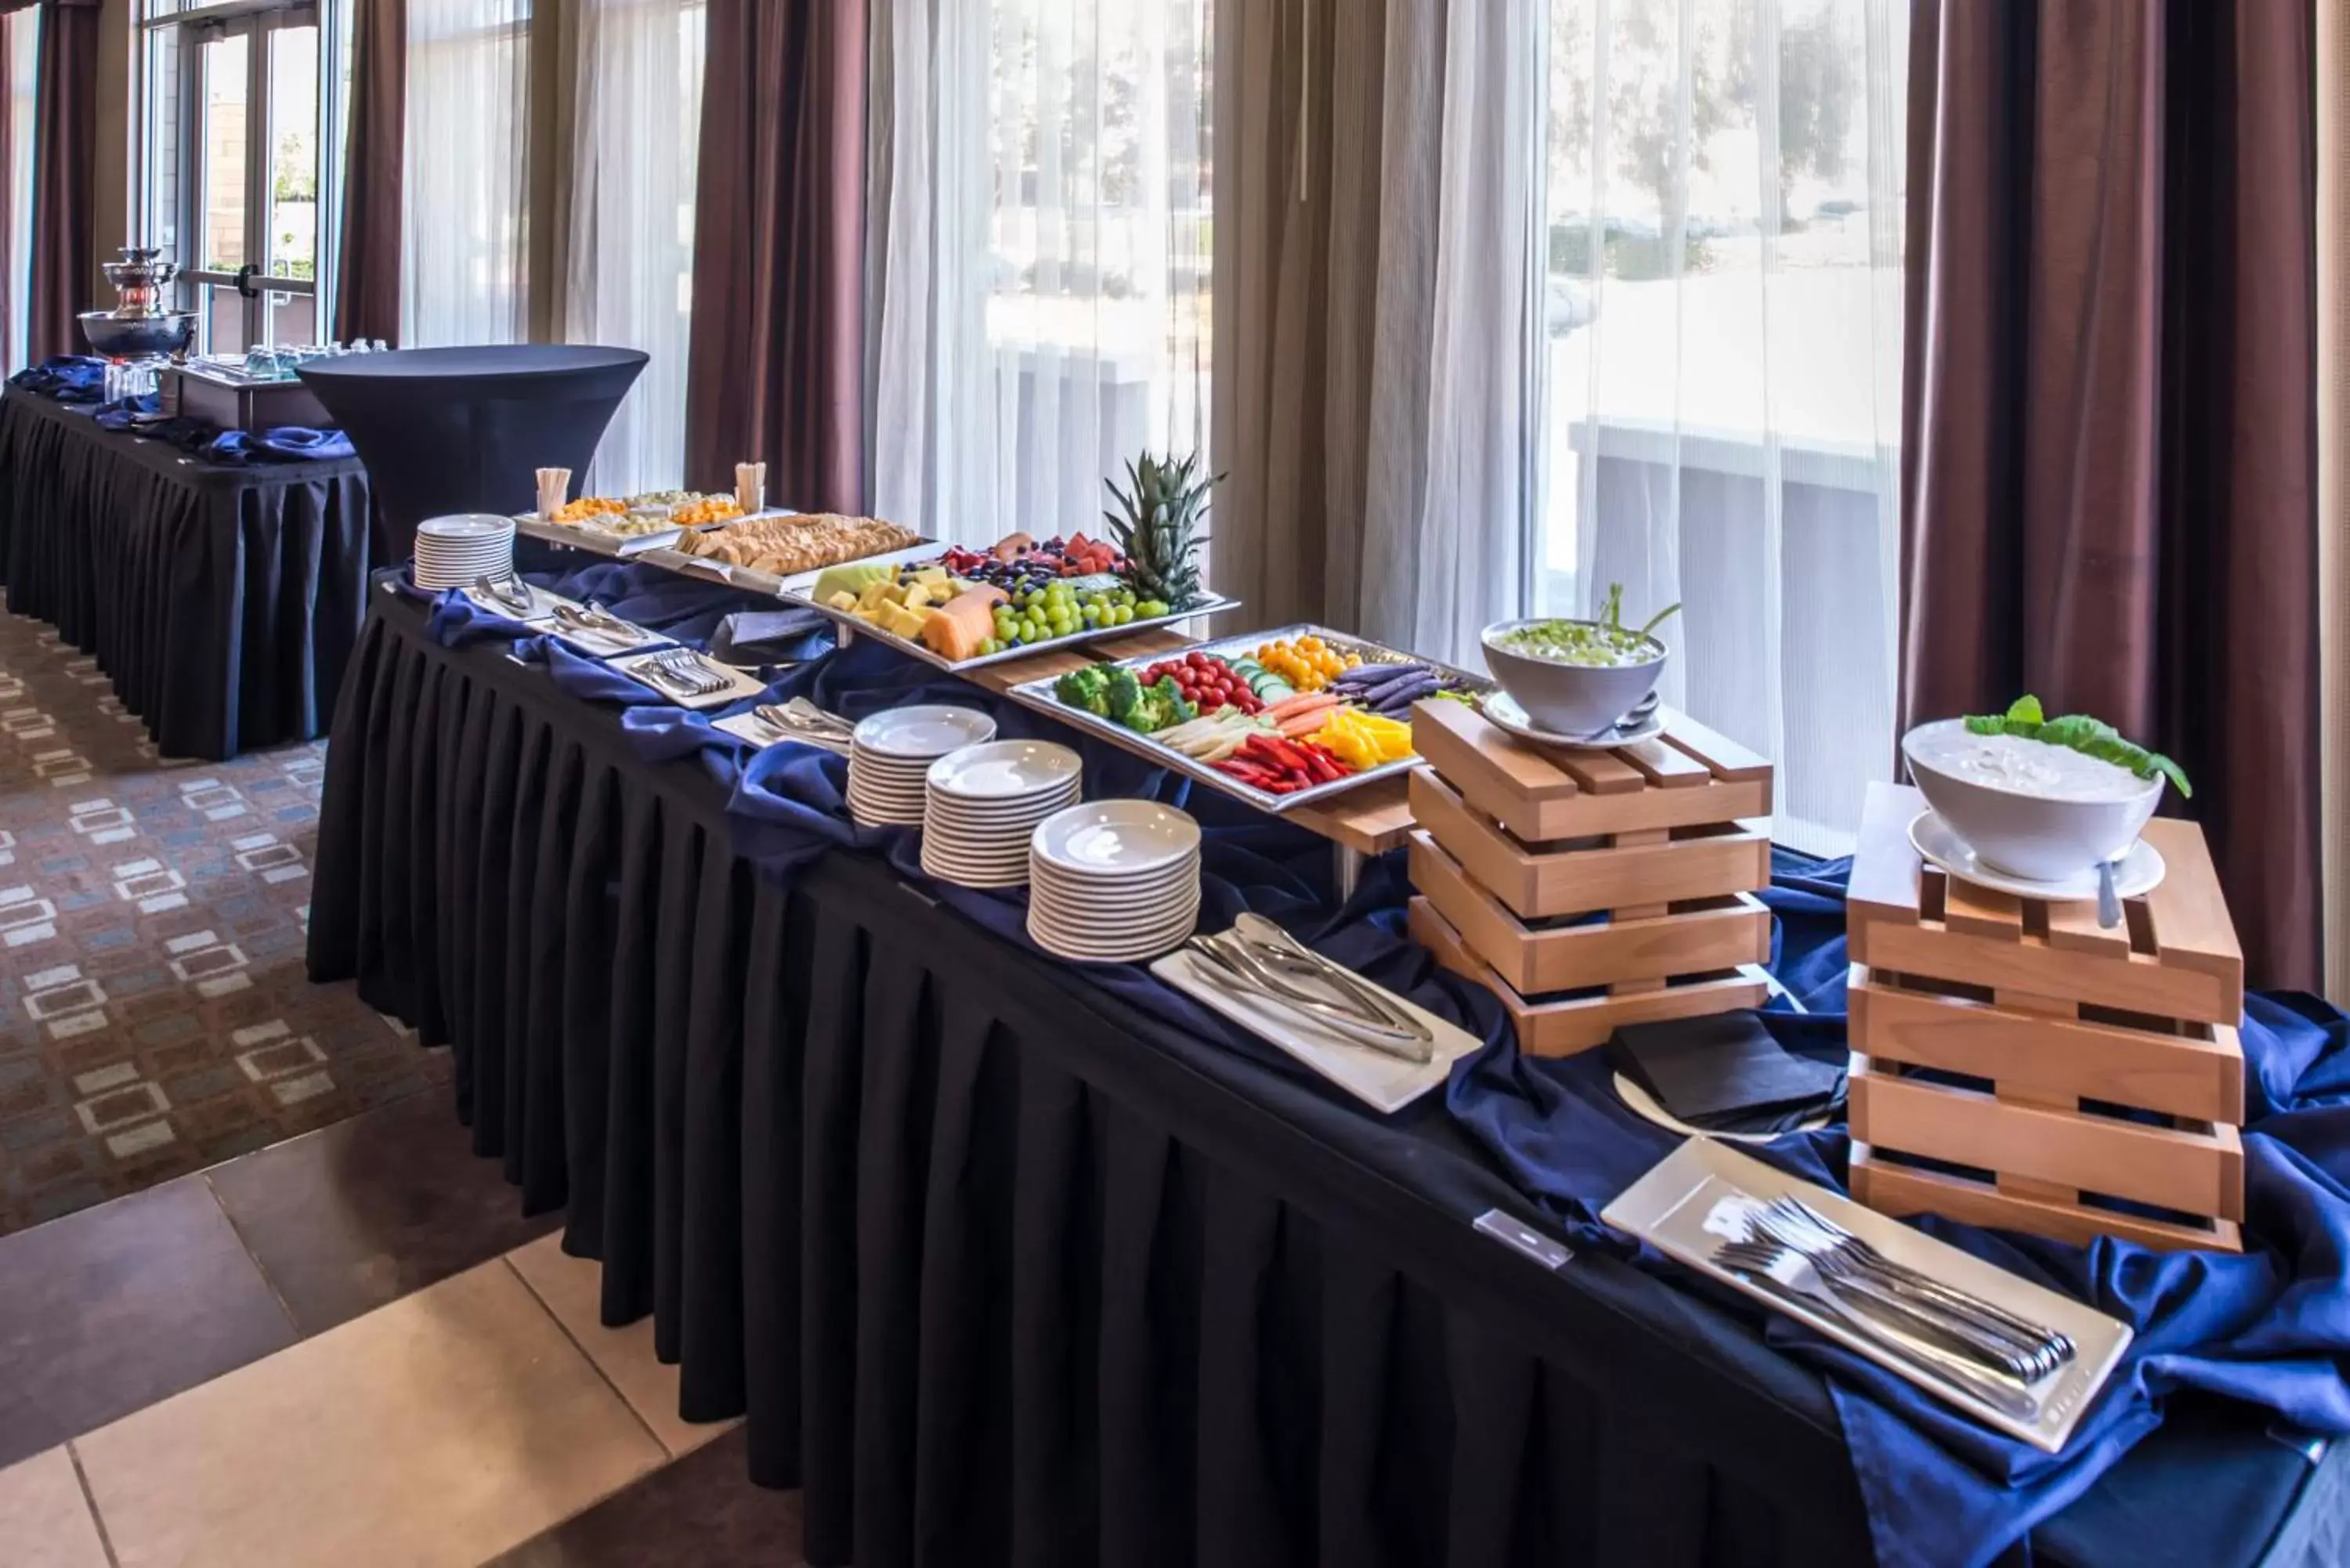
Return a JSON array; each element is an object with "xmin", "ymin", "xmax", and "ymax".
[
  {"xmin": 0, "ymin": 385, "xmax": 371, "ymax": 759},
  {"xmin": 306, "ymin": 573, "xmax": 2349, "ymax": 1568}
]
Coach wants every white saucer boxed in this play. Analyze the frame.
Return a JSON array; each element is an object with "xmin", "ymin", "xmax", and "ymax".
[
  {"xmin": 853, "ymin": 705, "xmax": 997, "ymax": 758},
  {"xmin": 1611, "ymin": 1072, "xmax": 1831, "ymax": 1145},
  {"xmin": 927, "ymin": 741, "xmax": 1083, "ymax": 800},
  {"xmin": 1479, "ymin": 689, "xmax": 1668, "ymax": 750},
  {"xmin": 1907, "ymin": 810, "xmax": 2166, "ymax": 902}
]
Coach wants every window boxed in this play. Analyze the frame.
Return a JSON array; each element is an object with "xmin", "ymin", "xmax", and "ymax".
[
  {"xmin": 564, "ymin": 0, "xmax": 705, "ymax": 494},
  {"xmin": 1538, "ymin": 0, "xmax": 1907, "ymax": 854},
  {"xmin": 871, "ymin": 0, "xmax": 1214, "ymax": 544},
  {"xmin": 402, "ymin": 0, "xmax": 530, "ymax": 347},
  {"xmin": 139, "ymin": 2, "xmax": 340, "ymax": 356}
]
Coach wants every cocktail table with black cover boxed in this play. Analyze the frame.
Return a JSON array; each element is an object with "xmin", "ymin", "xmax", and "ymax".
[{"xmin": 298, "ymin": 345, "xmax": 647, "ymax": 559}]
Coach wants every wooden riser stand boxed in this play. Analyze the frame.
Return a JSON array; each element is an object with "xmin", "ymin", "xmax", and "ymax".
[
  {"xmin": 1846, "ymin": 782, "xmax": 2248, "ymax": 1252},
  {"xmin": 1405, "ymin": 699, "xmax": 1776, "ymax": 1057}
]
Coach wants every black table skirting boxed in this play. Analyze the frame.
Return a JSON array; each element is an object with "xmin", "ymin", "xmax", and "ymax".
[
  {"xmin": 0, "ymin": 387, "xmax": 371, "ymax": 760},
  {"xmin": 306, "ymin": 586, "xmax": 2342, "ymax": 1568}
]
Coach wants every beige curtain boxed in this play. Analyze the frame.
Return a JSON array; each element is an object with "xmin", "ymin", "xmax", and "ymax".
[
  {"xmin": 1211, "ymin": 0, "xmax": 1538, "ymax": 663},
  {"xmin": 2325, "ymin": 0, "xmax": 2348, "ymax": 1003}
]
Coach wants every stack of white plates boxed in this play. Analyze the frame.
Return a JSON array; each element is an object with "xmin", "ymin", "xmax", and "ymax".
[
  {"xmin": 847, "ymin": 706, "xmax": 998, "ymax": 827},
  {"xmin": 1026, "ymin": 800, "xmax": 1202, "ymax": 961},
  {"xmin": 413, "ymin": 514, "xmax": 518, "ymax": 590},
  {"xmin": 920, "ymin": 741, "xmax": 1083, "ymax": 888}
]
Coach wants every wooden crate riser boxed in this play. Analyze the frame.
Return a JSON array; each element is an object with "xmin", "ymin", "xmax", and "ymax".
[
  {"xmin": 1412, "ymin": 831, "xmax": 1771, "ymax": 995},
  {"xmin": 1842, "ymin": 783, "xmax": 2250, "ymax": 1252},
  {"xmin": 1408, "ymin": 769, "xmax": 1770, "ymax": 919},
  {"xmin": 1851, "ymin": 969, "xmax": 2244, "ymax": 1125},
  {"xmin": 1851, "ymin": 1150, "xmax": 2243, "ymax": 1254},
  {"xmin": 1408, "ymin": 897, "xmax": 1769, "ymax": 1058},
  {"xmin": 1851, "ymin": 1055, "xmax": 2244, "ymax": 1222},
  {"xmin": 1408, "ymin": 698, "xmax": 1773, "ymax": 842}
]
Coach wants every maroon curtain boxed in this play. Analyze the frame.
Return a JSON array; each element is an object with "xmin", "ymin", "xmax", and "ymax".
[
  {"xmin": 683, "ymin": 0, "xmax": 866, "ymax": 511},
  {"xmin": 1900, "ymin": 0, "xmax": 2319, "ymax": 988},
  {"xmin": 334, "ymin": 0, "xmax": 407, "ymax": 345},
  {"xmin": 26, "ymin": 0, "xmax": 96, "ymax": 365}
]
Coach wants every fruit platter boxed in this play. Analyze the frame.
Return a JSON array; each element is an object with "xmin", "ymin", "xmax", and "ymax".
[
  {"xmin": 774, "ymin": 453, "xmax": 1238, "ymax": 671},
  {"xmin": 1004, "ymin": 625, "xmax": 1489, "ymax": 812}
]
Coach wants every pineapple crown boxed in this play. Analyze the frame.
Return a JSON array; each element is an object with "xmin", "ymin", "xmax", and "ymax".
[{"xmin": 1104, "ymin": 449, "xmax": 1220, "ymax": 609}]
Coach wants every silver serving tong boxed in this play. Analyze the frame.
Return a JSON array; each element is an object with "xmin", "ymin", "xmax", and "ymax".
[
  {"xmin": 475, "ymin": 572, "xmax": 536, "ymax": 617},
  {"xmin": 753, "ymin": 699, "xmax": 853, "ymax": 752},
  {"xmin": 554, "ymin": 600, "xmax": 633, "ymax": 638},
  {"xmin": 642, "ymin": 647, "xmax": 729, "ymax": 697},
  {"xmin": 1229, "ymin": 912, "xmax": 1435, "ymax": 1047},
  {"xmin": 1185, "ymin": 932, "xmax": 1433, "ymax": 1063}
]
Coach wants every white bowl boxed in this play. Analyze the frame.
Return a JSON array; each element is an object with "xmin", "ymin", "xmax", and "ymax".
[
  {"xmin": 1479, "ymin": 616, "xmax": 1667, "ymax": 738},
  {"xmin": 1900, "ymin": 718, "xmax": 2164, "ymax": 882}
]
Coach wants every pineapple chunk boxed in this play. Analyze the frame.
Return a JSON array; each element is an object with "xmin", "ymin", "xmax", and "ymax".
[
  {"xmin": 910, "ymin": 565, "xmax": 951, "ymax": 587},
  {"xmin": 901, "ymin": 580, "xmax": 932, "ymax": 610},
  {"xmin": 824, "ymin": 590, "xmax": 858, "ymax": 612},
  {"xmin": 879, "ymin": 602, "xmax": 932, "ymax": 640},
  {"xmin": 856, "ymin": 580, "xmax": 895, "ymax": 612}
]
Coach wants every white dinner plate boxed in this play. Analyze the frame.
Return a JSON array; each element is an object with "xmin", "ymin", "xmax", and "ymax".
[
  {"xmin": 1030, "ymin": 801, "xmax": 1202, "ymax": 876},
  {"xmin": 1030, "ymin": 916, "xmax": 1199, "ymax": 963},
  {"xmin": 924, "ymin": 781, "xmax": 1081, "ymax": 814},
  {"xmin": 1907, "ymin": 809, "xmax": 2166, "ymax": 902},
  {"xmin": 1028, "ymin": 868, "xmax": 1200, "ymax": 902},
  {"xmin": 852, "ymin": 705, "xmax": 998, "ymax": 758},
  {"xmin": 1029, "ymin": 869, "xmax": 1203, "ymax": 907},
  {"xmin": 1478, "ymin": 688, "xmax": 1667, "ymax": 750},
  {"xmin": 417, "ymin": 514, "xmax": 516, "ymax": 542},
  {"xmin": 1029, "ymin": 916, "xmax": 1202, "ymax": 954},
  {"xmin": 927, "ymin": 741, "xmax": 1082, "ymax": 800}
]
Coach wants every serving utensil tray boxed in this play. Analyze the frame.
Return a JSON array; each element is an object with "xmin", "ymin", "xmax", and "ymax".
[
  {"xmin": 1846, "ymin": 782, "xmax": 2247, "ymax": 1253},
  {"xmin": 1602, "ymin": 1137, "xmax": 2133, "ymax": 1454},
  {"xmin": 1003, "ymin": 623, "xmax": 1491, "ymax": 814},
  {"xmin": 1405, "ymin": 699, "xmax": 1774, "ymax": 1053}
]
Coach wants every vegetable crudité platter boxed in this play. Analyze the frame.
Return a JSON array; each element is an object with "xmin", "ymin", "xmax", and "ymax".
[{"xmin": 1006, "ymin": 625, "xmax": 1490, "ymax": 812}]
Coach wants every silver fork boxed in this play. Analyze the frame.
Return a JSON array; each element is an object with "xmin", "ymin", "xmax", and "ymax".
[
  {"xmin": 643, "ymin": 648, "xmax": 727, "ymax": 697},
  {"xmin": 555, "ymin": 601, "xmax": 632, "ymax": 638},
  {"xmin": 1763, "ymin": 1197, "xmax": 2076, "ymax": 1367},
  {"xmin": 1737, "ymin": 1202, "xmax": 2066, "ymax": 1381},
  {"xmin": 1713, "ymin": 1239, "xmax": 2043, "ymax": 1420}
]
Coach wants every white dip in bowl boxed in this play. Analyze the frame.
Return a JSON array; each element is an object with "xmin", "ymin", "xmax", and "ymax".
[{"xmin": 1901, "ymin": 719, "xmax": 2164, "ymax": 882}]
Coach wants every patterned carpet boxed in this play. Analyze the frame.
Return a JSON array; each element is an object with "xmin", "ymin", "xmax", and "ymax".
[{"xmin": 0, "ymin": 594, "xmax": 446, "ymax": 1237}]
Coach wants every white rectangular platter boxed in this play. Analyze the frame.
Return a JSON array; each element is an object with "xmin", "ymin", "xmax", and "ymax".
[
  {"xmin": 1003, "ymin": 623, "xmax": 1489, "ymax": 814},
  {"xmin": 1601, "ymin": 1137, "xmax": 2132, "ymax": 1453}
]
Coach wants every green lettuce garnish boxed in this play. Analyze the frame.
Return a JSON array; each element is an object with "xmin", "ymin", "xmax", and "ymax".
[{"xmin": 1961, "ymin": 695, "xmax": 2191, "ymax": 798}]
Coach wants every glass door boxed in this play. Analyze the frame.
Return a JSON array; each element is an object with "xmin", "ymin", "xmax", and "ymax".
[{"xmin": 175, "ymin": 6, "xmax": 322, "ymax": 356}]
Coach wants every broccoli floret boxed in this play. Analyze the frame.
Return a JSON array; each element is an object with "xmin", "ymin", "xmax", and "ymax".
[
  {"xmin": 1104, "ymin": 667, "xmax": 1148, "ymax": 724},
  {"xmin": 1154, "ymin": 674, "xmax": 1197, "ymax": 724},
  {"xmin": 1054, "ymin": 664, "xmax": 1113, "ymax": 717}
]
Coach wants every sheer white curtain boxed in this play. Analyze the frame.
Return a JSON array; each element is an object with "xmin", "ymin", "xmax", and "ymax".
[
  {"xmin": 566, "ymin": 0, "xmax": 703, "ymax": 493},
  {"xmin": 870, "ymin": 0, "xmax": 1213, "ymax": 540},
  {"xmin": 5, "ymin": 10, "xmax": 34, "ymax": 373},
  {"xmin": 1538, "ymin": 0, "xmax": 1907, "ymax": 854},
  {"xmin": 402, "ymin": 0, "xmax": 530, "ymax": 346}
]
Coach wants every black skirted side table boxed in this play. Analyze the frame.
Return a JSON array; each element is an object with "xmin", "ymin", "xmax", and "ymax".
[
  {"xmin": 298, "ymin": 345, "xmax": 647, "ymax": 560},
  {"xmin": 0, "ymin": 387, "xmax": 371, "ymax": 761}
]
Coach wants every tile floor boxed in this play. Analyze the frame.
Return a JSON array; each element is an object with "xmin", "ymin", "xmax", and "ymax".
[{"xmin": 0, "ymin": 1124, "xmax": 803, "ymax": 1566}]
